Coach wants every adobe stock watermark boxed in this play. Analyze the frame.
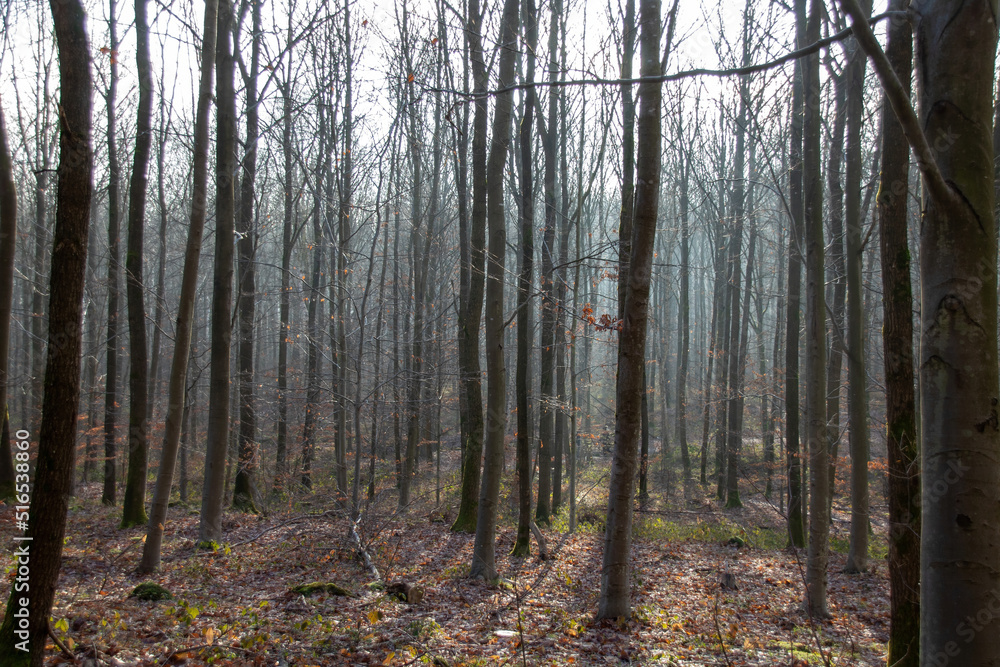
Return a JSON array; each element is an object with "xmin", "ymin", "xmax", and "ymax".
[
  {"xmin": 927, "ymin": 586, "xmax": 1000, "ymax": 667},
  {"xmin": 11, "ymin": 428, "xmax": 33, "ymax": 653}
]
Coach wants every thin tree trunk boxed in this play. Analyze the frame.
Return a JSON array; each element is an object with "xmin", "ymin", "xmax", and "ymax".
[
  {"xmin": 232, "ymin": 0, "xmax": 261, "ymax": 513},
  {"xmin": 676, "ymin": 120, "xmax": 691, "ymax": 492},
  {"xmin": 513, "ymin": 0, "xmax": 537, "ymax": 558},
  {"xmin": 0, "ymin": 1, "xmax": 92, "ymax": 660},
  {"xmin": 724, "ymin": 17, "xmax": 751, "ymax": 508},
  {"xmin": 470, "ymin": 0, "xmax": 518, "ymax": 581},
  {"xmin": 824, "ymin": 73, "xmax": 847, "ymax": 522},
  {"xmin": 120, "ymin": 0, "xmax": 153, "ymax": 529},
  {"xmin": 139, "ymin": 0, "xmax": 218, "ymax": 574},
  {"xmin": 146, "ymin": 87, "xmax": 170, "ymax": 427},
  {"xmin": 198, "ymin": 0, "xmax": 236, "ymax": 546},
  {"xmin": 102, "ymin": 0, "xmax": 122, "ymax": 507},
  {"xmin": 785, "ymin": 0, "xmax": 807, "ymax": 549},
  {"xmin": 842, "ymin": 0, "xmax": 872, "ymax": 574},
  {"xmin": 0, "ymin": 95, "xmax": 17, "ymax": 500},
  {"xmin": 870, "ymin": 1, "xmax": 917, "ymax": 658},
  {"xmin": 536, "ymin": 0, "xmax": 561, "ymax": 525},
  {"xmin": 452, "ymin": 0, "xmax": 485, "ymax": 533},
  {"xmin": 803, "ymin": 0, "xmax": 829, "ymax": 619},
  {"xmin": 273, "ymin": 16, "xmax": 294, "ymax": 495},
  {"xmin": 597, "ymin": 0, "xmax": 661, "ymax": 619},
  {"xmin": 452, "ymin": 0, "xmax": 487, "ymax": 533}
]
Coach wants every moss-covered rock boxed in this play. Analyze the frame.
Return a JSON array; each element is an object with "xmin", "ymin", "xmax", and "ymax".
[
  {"xmin": 290, "ymin": 582, "xmax": 351, "ymax": 597},
  {"xmin": 130, "ymin": 582, "xmax": 173, "ymax": 601}
]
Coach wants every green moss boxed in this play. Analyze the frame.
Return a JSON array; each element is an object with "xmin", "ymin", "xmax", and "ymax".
[
  {"xmin": 130, "ymin": 582, "xmax": 173, "ymax": 601},
  {"xmin": 291, "ymin": 582, "xmax": 351, "ymax": 597}
]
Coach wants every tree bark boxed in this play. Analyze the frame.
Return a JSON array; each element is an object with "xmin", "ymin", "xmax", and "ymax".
[
  {"xmin": 536, "ymin": 0, "xmax": 561, "ymax": 525},
  {"xmin": 470, "ymin": 0, "xmax": 518, "ymax": 581},
  {"xmin": 874, "ymin": 0, "xmax": 917, "ymax": 659},
  {"xmin": 842, "ymin": 0, "xmax": 872, "ymax": 574},
  {"xmin": 120, "ymin": 0, "xmax": 153, "ymax": 529},
  {"xmin": 597, "ymin": 0, "xmax": 660, "ymax": 619},
  {"xmin": 785, "ymin": 0, "xmax": 807, "ymax": 549},
  {"xmin": 724, "ymin": 14, "xmax": 752, "ymax": 508},
  {"xmin": 513, "ymin": 0, "xmax": 537, "ymax": 558},
  {"xmin": 232, "ymin": 0, "xmax": 261, "ymax": 513},
  {"xmin": 102, "ymin": 0, "xmax": 122, "ymax": 507},
  {"xmin": 0, "ymin": 94, "xmax": 17, "ymax": 501},
  {"xmin": 676, "ymin": 116, "xmax": 691, "ymax": 492},
  {"xmin": 198, "ymin": 0, "xmax": 236, "ymax": 546},
  {"xmin": 803, "ymin": 0, "xmax": 829, "ymax": 619},
  {"xmin": 139, "ymin": 0, "xmax": 218, "ymax": 574},
  {"xmin": 913, "ymin": 1, "xmax": 998, "ymax": 661},
  {"xmin": 452, "ymin": 0, "xmax": 487, "ymax": 534},
  {"xmin": 0, "ymin": 2, "xmax": 92, "ymax": 661},
  {"xmin": 273, "ymin": 16, "xmax": 294, "ymax": 495},
  {"xmin": 824, "ymin": 73, "xmax": 847, "ymax": 523}
]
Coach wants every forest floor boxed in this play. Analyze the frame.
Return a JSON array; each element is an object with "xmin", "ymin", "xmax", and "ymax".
[{"xmin": 0, "ymin": 461, "xmax": 891, "ymax": 666}]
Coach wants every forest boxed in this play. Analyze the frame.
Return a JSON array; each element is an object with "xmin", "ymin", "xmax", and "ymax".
[{"xmin": 0, "ymin": 0, "xmax": 995, "ymax": 664}]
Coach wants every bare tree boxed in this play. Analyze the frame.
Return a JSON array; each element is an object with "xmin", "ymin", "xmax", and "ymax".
[
  {"xmin": 0, "ymin": 0, "xmax": 93, "ymax": 659},
  {"xmin": 120, "ymin": 0, "xmax": 154, "ymax": 529},
  {"xmin": 784, "ymin": 0, "xmax": 806, "ymax": 549},
  {"xmin": 231, "ymin": 0, "xmax": 262, "ymax": 513},
  {"xmin": 842, "ymin": 0, "xmax": 872, "ymax": 575},
  {"xmin": 139, "ymin": 0, "xmax": 219, "ymax": 574},
  {"xmin": 470, "ymin": 0, "xmax": 519, "ymax": 581},
  {"xmin": 513, "ymin": 0, "xmax": 537, "ymax": 557},
  {"xmin": 597, "ymin": 0, "xmax": 662, "ymax": 620},
  {"xmin": 0, "ymin": 95, "xmax": 17, "ymax": 501},
  {"xmin": 198, "ymin": 0, "xmax": 237, "ymax": 546},
  {"xmin": 451, "ymin": 0, "xmax": 488, "ymax": 534},
  {"xmin": 803, "ymin": 0, "xmax": 829, "ymax": 619},
  {"xmin": 101, "ymin": 0, "xmax": 122, "ymax": 507}
]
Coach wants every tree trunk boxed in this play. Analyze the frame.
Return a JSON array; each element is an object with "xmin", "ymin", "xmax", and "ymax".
[
  {"xmin": 0, "ymin": 2, "xmax": 92, "ymax": 661},
  {"xmin": 139, "ymin": 0, "xmax": 218, "ymax": 574},
  {"xmin": 785, "ymin": 0, "xmax": 807, "ymax": 549},
  {"xmin": 912, "ymin": 1, "xmax": 997, "ymax": 661},
  {"xmin": 0, "ymin": 95, "xmax": 17, "ymax": 501},
  {"xmin": 102, "ymin": 0, "xmax": 122, "ymax": 507},
  {"xmin": 273, "ymin": 17, "xmax": 294, "ymax": 495},
  {"xmin": 232, "ymin": 0, "xmax": 261, "ymax": 513},
  {"xmin": 724, "ymin": 18, "xmax": 751, "ymax": 508},
  {"xmin": 536, "ymin": 0, "xmax": 562, "ymax": 525},
  {"xmin": 803, "ymin": 0, "xmax": 829, "ymax": 619},
  {"xmin": 146, "ymin": 88, "xmax": 170, "ymax": 427},
  {"xmin": 120, "ymin": 0, "xmax": 153, "ymax": 529},
  {"xmin": 451, "ymin": 0, "xmax": 487, "ymax": 534},
  {"xmin": 301, "ymin": 93, "xmax": 327, "ymax": 492},
  {"xmin": 873, "ymin": 0, "xmax": 918, "ymax": 660},
  {"xmin": 824, "ymin": 73, "xmax": 847, "ymax": 523},
  {"xmin": 513, "ymin": 0, "xmax": 537, "ymax": 558},
  {"xmin": 470, "ymin": 0, "xmax": 518, "ymax": 581},
  {"xmin": 597, "ymin": 0, "xmax": 660, "ymax": 619},
  {"xmin": 198, "ymin": 0, "xmax": 236, "ymax": 546},
  {"xmin": 842, "ymin": 0, "xmax": 872, "ymax": 574},
  {"xmin": 676, "ymin": 119, "xmax": 691, "ymax": 492},
  {"xmin": 398, "ymin": 0, "xmax": 427, "ymax": 509}
]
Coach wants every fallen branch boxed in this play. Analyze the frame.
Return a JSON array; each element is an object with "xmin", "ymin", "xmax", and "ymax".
[
  {"xmin": 351, "ymin": 515, "xmax": 381, "ymax": 580},
  {"xmin": 48, "ymin": 620, "xmax": 74, "ymax": 660},
  {"xmin": 166, "ymin": 509, "xmax": 343, "ymax": 561},
  {"xmin": 529, "ymin": 521, "xmax": 549, "ymax": 560}
]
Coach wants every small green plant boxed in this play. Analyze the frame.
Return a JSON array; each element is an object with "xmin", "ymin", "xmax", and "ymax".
[
  {"xmin": 406, "ymin": 617, "xmax": 441, "ymax": 640},
  {"xmin": 167, "ymin": 599, "xmax": 200, "ymax": 626}
]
